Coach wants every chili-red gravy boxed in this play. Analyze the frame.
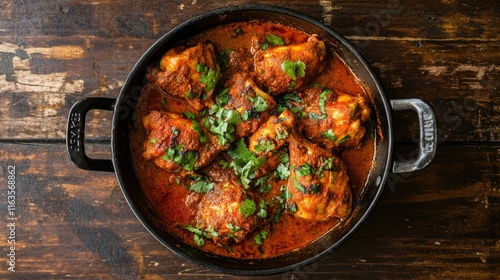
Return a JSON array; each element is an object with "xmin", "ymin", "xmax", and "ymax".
[{"xmin": 130, "ymin": 21, "xmax": 375, "ymax": 259}]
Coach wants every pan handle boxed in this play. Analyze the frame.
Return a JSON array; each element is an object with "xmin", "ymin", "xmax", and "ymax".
[
  {"xmin": 66, "ymin": 97, "xmax": 116, "ymax": 172},
  {"xmin": 390, "ymin": 99, "xmax": 437, "ymax": 173}
]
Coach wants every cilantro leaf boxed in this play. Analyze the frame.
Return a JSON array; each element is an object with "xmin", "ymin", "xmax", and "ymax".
[
  {"xmin": 257, "ymin": 200, "xmax": 268, "ymax": 218},
  {"xmin": 265, "ymin": 34, "xmax": 285, "ymax": 46},
  {"xmin": 319, "ymin": 89, "xmax": 332, "ymax": 115},
  {"xmin": 322, "ymin": 129, "xmax": 337, "ymax": 141},
  {"xmin": 254, "ymin": 139, "xmax": 275, "ymax": 154},
  {"xmin": 254, "ymin": 230, "xmax": 268, "ymax": 245},
  {"xmin": 227, "ymin": 139, "xmax": 267, "ymax": 188},
  {"xmin": 292, "ymin": 176, "xmax": 306, "ymax": 193},
  {"xmin": 252, "ymin": 96, "xmax": 269, "ymax": 113},
  {"xmin": 192, "ymin": 120, "xmax": 208, "ymax": 143},
  {"xmin": 296, "ymin": 163, "xmax": 314, "ymax": 177},
  {"xmin": 276, "ymin": 163, "xmax": 290, "ymax": 180},
  {"xmin": 282, "ymin": 60, "xmax": 306, "ymax": 81},
  {"xmin": 196, "ymin": 63, "xmax": 220, "ymax": 91},
  {"xmin": 240, "ymin": 198, "xmax": 256, "ymax": 218},
  {"xmin": 276, "ymin": 128, "xmax": 289, "ymax": 140},
  {"xmin": 188, "ymin": 174, "xmax": 214, "ymax": 193}
]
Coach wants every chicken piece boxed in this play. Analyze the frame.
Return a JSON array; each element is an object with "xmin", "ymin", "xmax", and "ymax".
[
  {"xmin": 142, "ymin": 110, "xmax": 224, "ymax": 173},
  {"xmin": 248, "ymin": 109, "xmax": 295, "ymax": 157},
  {"xmin": 224, "ymin": 73, "xmax": 277, "ymax": 138},
  {"xmin": 195, "ymin": 167, "xmax": 261, "ymax": 245},
  {"xmin": 297, "ymin": 87, "xmax": 371, "ymax": 151},
  {"xmin": 148, "ymin": 43, "xmax": 220, "ymax": 111},
  {"xmin": 286, "ymin": 134, "xmax": 352, "ymax": 221},
  {"xmin": 253, "ymin": 35, "xmax": 326, "ymax": 95}
]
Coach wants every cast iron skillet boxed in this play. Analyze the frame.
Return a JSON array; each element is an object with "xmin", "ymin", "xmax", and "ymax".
[{"xmin": 66, "ymin": 4, "xmax": 437, "ymax": 276}]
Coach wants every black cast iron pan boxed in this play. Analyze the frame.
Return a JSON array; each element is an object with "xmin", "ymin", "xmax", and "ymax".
[{"xmin": 66, "ymin": 4, "xmax": 437, "ymax": 276}]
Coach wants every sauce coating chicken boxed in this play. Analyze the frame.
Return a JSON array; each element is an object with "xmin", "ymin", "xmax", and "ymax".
[
  {"xmin": 131, "ymin": 21, "xmax": 374, "ymax": 258},
  {"xmin": 148, "ymin": 43, "xmax": 219, "ymax": 111},
  {"xmin": 224, "ymin": 73, "xmax": 277, "ymax": 138},
  {"xmin": 142, "ymin": 110, "xmax": 225, "ymax": 173},
  {"xmin": 287, "ymin": 134, "xmax": 352, "ymax": 220},
  {"xmin": 194, "ymin": 164, "xmax": 262, "ymax": 245},
  {"xmin": 278, "ymin": 86, "xmax": 371, "ymax": 151},
  {"xmin": 254, "ymin": 35, "xmax": 326, "ymax": 95}
]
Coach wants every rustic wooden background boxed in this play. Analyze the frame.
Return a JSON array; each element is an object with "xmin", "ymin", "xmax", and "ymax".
[{"xmin": 0, "ymin": 0, "xmax": 498, "ymax": 279}]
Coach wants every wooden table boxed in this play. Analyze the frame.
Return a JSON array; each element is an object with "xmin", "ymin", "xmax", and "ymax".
[{"xmin": 1, "ymin": 0, "xmax": 498, "ymax": 279}]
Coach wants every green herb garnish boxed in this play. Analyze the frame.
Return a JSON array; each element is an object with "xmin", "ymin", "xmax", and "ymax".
[
  {"xmin": 240, "ymin": 198, "xmax": 257, "ymax": 218},
  {"xmin": 282, "ymin": 60, "xmax": 306, "ymax": 81}
]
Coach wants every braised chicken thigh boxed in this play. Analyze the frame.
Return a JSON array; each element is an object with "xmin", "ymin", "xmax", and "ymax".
[
  {"xmin": 132, "ymin": 21, "xmax": 374, "ymax": 258},
  {"xmin": 254, "ymin": 35, "xmax": 326, "ymax": 95},
  {"xmin": 224, "ymin": 73, "xmax": 277, "ymax": 138},
  {"xmin": 287, "ymin": 134, "xmax": 352, "ymax": 220},
  {"xmin": 148, "ymin": 43, "xmax": 219, "ymax": 111},
  {"xmin": 142, "ymin": 110, "xmax": 224, "ymax": 173}
]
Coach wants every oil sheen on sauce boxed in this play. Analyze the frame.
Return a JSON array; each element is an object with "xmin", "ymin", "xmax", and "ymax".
[{"xmin": 130, "ymin": 21, "xmax": 375, "ymax": 259}]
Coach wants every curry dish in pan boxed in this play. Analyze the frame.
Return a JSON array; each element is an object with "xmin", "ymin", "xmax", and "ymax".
[{"xmin": 130, "ymin": 20, "xmax": 375, "ymax": 259}]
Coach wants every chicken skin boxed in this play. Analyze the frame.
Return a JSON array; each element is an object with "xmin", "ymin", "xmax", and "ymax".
[
  {"xmin": 142, "ymin": 110, "xmax": 224, "ymax": 173},
  {"xmin": 195, "ymin": 165, "xmax": 261, "ymax": 245},
  {"xmin": 287, "ymin": 134, "xmax": 352, "ymax": 221},
  {"xmin": 148, "ymin": 43, "xmax": 220, "ymax": 111},
  {"xmin": 298, "ymin": 87, "xmax": 371, "ymax": 151},
  {"xmin": 248, "ymin": 109, "xmax": 295, "ymax": 157},
  {"xmin": 224, "ymin": 73, "xmax": 277, "ymax": 138},
  {"xmin": 254, "ymin": 35, "xmax": 326, "ymax": 95}
]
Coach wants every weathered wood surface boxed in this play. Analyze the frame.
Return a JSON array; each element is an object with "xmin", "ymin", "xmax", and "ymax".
[
  {"xmin": 0, "ymin": 143, "xmax": 498, "ymax": 279},
  {"xmin": 0, "ymin": 0, "xmax": 498, "ymax": 279}
]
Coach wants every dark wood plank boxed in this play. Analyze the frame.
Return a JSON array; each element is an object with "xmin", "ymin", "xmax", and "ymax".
[
  {"xmin": 0, "ymin": 142, "xmax": 497, "ymax": 279},
  {"xmin": 0, "ymin": 39, "xmax": 498, "ymax": 142}
]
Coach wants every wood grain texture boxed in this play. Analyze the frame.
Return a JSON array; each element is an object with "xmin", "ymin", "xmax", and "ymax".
[
  {"xmin": 0, "ymin": 0, "xmax": 498, "ymax": 278},
  {"xmin": 0, "ymin": 143, "xmax": 498, "ymax": 279}
]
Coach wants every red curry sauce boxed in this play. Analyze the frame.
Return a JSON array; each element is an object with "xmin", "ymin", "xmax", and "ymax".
[{"xmin": 130, "ymin": 21, "xmax": 375, "ymax": 259}]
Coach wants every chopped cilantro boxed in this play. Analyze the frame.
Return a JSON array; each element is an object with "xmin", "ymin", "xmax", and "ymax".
[
  {"xmin": 279, "ymin": 152, "xmax": 289, "ymax": 164},
  {"xmin": 217, "ymin": 49, "xmax": 232, "ymax": 71},
  {"xmin": 171, "ymin": 126, "xmax": 180, "ymax": 136},
  {"xmin": 188, "ymin": 174, "xmax": 214, "ymax": 193},
  {"xmin": 296, "ymin": 163, "xmax": 315, "ymax": 177},
  {"xmin": 252, "ymin": 96, "xmax": 269, "ymax": 113},
  {"xmin": 257, "ymin": 200, "xmax": 268, "ymax": 218},
  {"xmin": 254, "ymin": 139, "xmax": 275, "ymax": 154},
  {"xmin": 308, "ymin": 112, "xmax": 326, "ymax": 120},
  {"xmin": 241, "ymin": 110, "xmax": 250, "ymax": 121},
  {"xmin": 161, "ymin": 97, "xmax": 167, "ymax": 108},
  {"xmin": 276, "ymin": 163, "xmax": 290, "ymax": 180},
  {"xmin": 183, "ymin": 111, "xmax": 197, "ymax": 120},
  {"xmin": 282, "ymin": 60, "xmax": 306, "ymax": 81},
  {"xmin": 265, "ymin": 34, "xmax": 285, "ymax": 46},
  {"xmin": 227, "ymin": 139, "xmax": 267, "ymax": 188},
  {"xmin": 192, "ymin": 120, "xmax": 208, "ymax": 143},
  {"xmin": 254, "ymin": 230, "xmax": 268, "ymax": 245},
  {"xmin": 184, "ymin": 225, "xmax": 210, "ymax": 247},
  {"xmin": 149, "ymin": 138, "xmax": 157, "ymax": 144},
  {"xmin": 338, "ymin": 135, "xmax": 351, "ymax": 144},
  {"xmin": 163, "ymin": 144, "xmax": 199, "ymax": 171},
  {"xmin": 203, "ymin": 105, "xmax": 241, "ymax": 145},
  {"xmin": 196, "ymin": 63, "xmax": 220, "ymax": 91},
  {"xmin": 227, "ymin": 223, "xmax": 241, "ymax": 232},
  {"xmin": 276, "ymin": 128, "xmax": 289, "ymax": 140},
  {"xmin": 292, "ymin": 176, "xmax": 306, "ymax": 193},
  {"xmin": 322, "ymin": 129, "xmax": 337, "ymax": 141},
  {"xmin": 319, "ymin": 89, "xmax": 332, "ymax": 115},
  {"xmin": 261, "ymin": 34, "xmax": 285, "ymax": 50},
  {"xmin": 240, "ymin": 198, "xmax": 257, "ymax": 218},
  {"xmin": 186, "ymin": 91, "xmax": 196, "ymax": 99},
  {"xmin": 216, "ymin": 88, "xmax": 229, "ymax": 106},
  {"xmin": 234, "ymin": 27, "xmax": 244, "ymax": 37}
]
